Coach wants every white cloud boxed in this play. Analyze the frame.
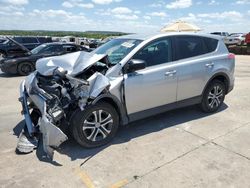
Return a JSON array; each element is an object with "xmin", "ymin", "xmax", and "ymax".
[
  {"xmin": 92, "ymin": 0, "xmax": 122, "ymax": 5},
  {"xmin": 114, "ymin": 14, "xmax": 138, "ymax": 20},
  {"xmin": 62, "ymin": 1, "xmax": 94, "ymax": 9},
  {"xmin": 208, "ymin": 0, "xmax": 220, "ymax": 5},
  {"xmin": 111, "ymin": 7, "xmax": 132, "ymax": 14},
  {"xmin": 149, "ymin": 1, "xmax": 165, "ymax": 8},
  {"xmin": 148, "ymin": 12, "xmax": 167, "ymax": 17},
  {"xmin": 143, "ymin": 16, "xmax": 151, "ymax": 20},
  {"xmin": 198, "ymin": 11, "xmax": 243, "ymax": 21},
  {"xmin": 78, "ymin": 3, "xmax": 94, "ymax": 8},
  {"xmin": 62, "ymin": 1, "xmax": 74, "ymax": 8},
  {"xmin": 96, "ymin": 7, "xmax": 139, "ymax": 20},
  {"xmin": 166, "ymin": 0, "xmax": 192, "ymax": 9},
  {"xmin": 2, "ymin": 0, "xmax": 28, "ymax": 6},
  {"xmin": 236, "ymin": 0, "xmax": 250, "ymax": 4}
]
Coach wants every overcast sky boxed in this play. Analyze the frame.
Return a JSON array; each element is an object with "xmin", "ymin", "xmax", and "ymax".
[{"xmin": 0, "ymin": 0, "xmax": 250, "ymax": 33}]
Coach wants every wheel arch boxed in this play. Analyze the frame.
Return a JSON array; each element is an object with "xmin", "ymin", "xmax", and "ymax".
[
  {"xmin": 203, "ymin": 72, "xmax": 230, "ymax": 96},
  {"xmin": 17, "ymin": 60, "xmax": 35, "ymax": 75},
  {"xmin": 92, "ymin": 94, "xmax": 129, "ymax": 125}
]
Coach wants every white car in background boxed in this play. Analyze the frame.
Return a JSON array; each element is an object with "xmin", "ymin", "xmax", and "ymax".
[
  {"xmin": 211, "ymin": 32, "xmax": 244, "ymax": 46},
  {"xmin": 229, "ymin": 33, "xmax": 246, "ymax": 45}
]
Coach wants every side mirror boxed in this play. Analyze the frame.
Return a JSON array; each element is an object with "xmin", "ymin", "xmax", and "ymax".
[{"xmin": 127, "ymin": 59, "xmax": 146, "ymax": 73}]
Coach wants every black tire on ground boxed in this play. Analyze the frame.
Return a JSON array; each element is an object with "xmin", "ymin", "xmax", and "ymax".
[
  {"xmin": 200, "ymin": 80, "xmax": 226, "ymax": 113},
  {"xmin": 71, "ymin": 102, "xmax": 119, "ymax": 148},
  {"xmin": 17, "ymin": 62, "xmax": 35, "ymax": 76}
]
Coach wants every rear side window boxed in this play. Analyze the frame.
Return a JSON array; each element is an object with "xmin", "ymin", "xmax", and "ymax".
[
  {"xmin": 22, "ymin": 37, "xmax": 38, "ymax": 44},
  {"xmin": 40, "ymin": 45, "xmax": 63, "ymax": 53},
  {"xmin": 203, "ymin": 37, "xmax": 218, "ymax": 53},
  {"xmin": 14, "ymin": 37, "xmax": 38, "ymax": 44},
  {"xmin": 175, "ymin": 36, "xmax": 207, "ymax": 60},
  {"xmin": 13, "ymin": 37, "xmax": 23, "ymax": 43},
  {"xmin": 211, "ymin": 32, "xmax": 221, "ymax": 36},
  {"xmin": 37, "ymin": 37, "xmax": 52, "ymax": 43}
]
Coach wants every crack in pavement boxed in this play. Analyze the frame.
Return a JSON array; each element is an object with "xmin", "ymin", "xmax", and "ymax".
[
  {"xmin": 211, "ymin": 141, "xmax": 250, "ymax": 161},
  {"xmin": 124, "ymin": 121, "xmax": 250, "ymax": 187},
  {"xmin": 124, "ymin": 141, "xmax": 211, "ymax": 187}
]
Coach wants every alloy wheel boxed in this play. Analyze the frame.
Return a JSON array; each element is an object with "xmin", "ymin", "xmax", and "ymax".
[
  {"xmin": 82, "ymin": 110, "xmax": 114, "ymax": 142},
  {"xmin": 207, "ymin": 85, "xmax": 224, "ymax": 109}
]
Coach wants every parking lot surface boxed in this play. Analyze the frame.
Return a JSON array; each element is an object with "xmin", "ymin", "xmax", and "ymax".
[{"xmin": 0, "ymin": 55, "xmax": 250, "ymax": 188}]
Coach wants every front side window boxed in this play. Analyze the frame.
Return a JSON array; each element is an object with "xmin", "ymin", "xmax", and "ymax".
[
  {"xmin": 41, "ymin": 45, "xmax": 63, "ymax": 53},
  {"xmin": 175, "ymin": 36, "xmax": 207, "ymax": 60},
  {"xmin": 31, "ymin": 45, "xmax": 62, "ymax": 54},
  {"xmin": 94, "ymin": 39, "xmax": 142, "ymax": 65},
  {"xmin": 133, "ymin": 38, "xmax": 172, "ymax": 67}
]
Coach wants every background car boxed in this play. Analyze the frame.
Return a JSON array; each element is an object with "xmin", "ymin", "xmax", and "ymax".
[
  {"xmin": 0, "ymin": 42, "xmax": 90, "ymax": 75},
  {"xmin": 246, "ymin": 32, "xmax": 250, "ymax": 53},
  {"xmin": 224, "ymin": 33, "xmax": 246, "ymax": 46},
  {"xmin": 13, "ymin": 36, "xmax": 52, "ymax": 50},
  {"xmin": 0, "ymin": 38, "xmax": 7, "ymax": 44},
  {"xmin": 0, "ymin": 37, "xmax": 30, "ymax": 59},
  {"xmin": 210, "ymin": 32, "xmax": 229, "ymax": 37}
]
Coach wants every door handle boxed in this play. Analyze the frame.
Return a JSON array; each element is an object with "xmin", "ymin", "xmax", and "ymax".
[
  {"xmin": 165, "ymin": 70, "xmax": 177, "ymax": 77},
  {"xmin": 205, "ymin": 63, "xmax": 214, "ymax": 68}
]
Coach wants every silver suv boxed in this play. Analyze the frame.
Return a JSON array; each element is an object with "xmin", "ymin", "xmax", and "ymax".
[{"xmin": 18, "ymin": 33, "xmax": 235, "ymax": 158}]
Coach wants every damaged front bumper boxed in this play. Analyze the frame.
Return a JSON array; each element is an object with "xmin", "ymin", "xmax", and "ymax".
[{"xmin": 18, "ymin": 73, "xmax": 68, "ymax": 158}]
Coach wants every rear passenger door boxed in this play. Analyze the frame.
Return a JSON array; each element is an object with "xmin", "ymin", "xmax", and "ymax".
[{"xmin": 173, "ymin": 36, "xmax": 218, "ymax": 101}]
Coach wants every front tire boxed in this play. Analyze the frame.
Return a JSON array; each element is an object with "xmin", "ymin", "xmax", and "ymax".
[
  {"xmin": 71, "ymin": 102, "xmax": 119, "ymax": 148},
  {"xmin": 17, "ymin": 62, "xmax": 35, "ymax": 76},
  {"xmin": 200, "ymin": 80, "xmax": 226, "ymax": 113}
]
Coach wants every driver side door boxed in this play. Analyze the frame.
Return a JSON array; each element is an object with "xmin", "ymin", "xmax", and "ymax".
[{"xmin": 124, "ymin": 37, "xmax": 178, "ymax": 120}]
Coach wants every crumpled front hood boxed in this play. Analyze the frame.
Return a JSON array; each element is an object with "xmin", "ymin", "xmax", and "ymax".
[{"xmin": 36, "ymin": 51, "xmax": 107, "ymax": 76}]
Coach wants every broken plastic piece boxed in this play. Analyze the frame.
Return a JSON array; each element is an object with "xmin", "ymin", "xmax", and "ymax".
[{"xmin": 16, "ymin": 131, "xmax": 38, "ymax": 154}]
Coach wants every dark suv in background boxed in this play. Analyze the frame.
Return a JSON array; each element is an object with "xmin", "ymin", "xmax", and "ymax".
[
  {"xmin": 13, "ymin": 36, "xmax": 52, "ymax": 50},
  {"xmin": 0, "ymin": 36, "xmax": 52, "ymax": 59},
  {"xmin": 0, "ymin": 43, "xmax": 90, "ymax": 75}
]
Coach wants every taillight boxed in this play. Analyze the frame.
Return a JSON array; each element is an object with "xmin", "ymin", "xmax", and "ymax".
[{"xmin": 228, "ymin": 53, "xmax": 235, "ymax": 59}]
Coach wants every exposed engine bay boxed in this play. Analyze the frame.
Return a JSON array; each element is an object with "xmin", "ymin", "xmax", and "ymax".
[{"xmin": 17, "ymin": 54, "xmax": 113, "ymax": 159}]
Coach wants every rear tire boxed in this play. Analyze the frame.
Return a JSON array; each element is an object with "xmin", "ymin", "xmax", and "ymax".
[
  {"xmin": 200, "ymin": 80, "xmax": 226, "ymax": 113},
  {"xmin": 17, "ymin": 62, "xmax": 35, "ymax": 76},
  {"xmin": 71, "ymin": 102, "xmax": 119, "ymax": 148}
]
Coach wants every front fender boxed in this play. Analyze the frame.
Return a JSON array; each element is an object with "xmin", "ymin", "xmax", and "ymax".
[{"xmin": 92, "ymin": 93, "xmax": 129, "ymax": 125}]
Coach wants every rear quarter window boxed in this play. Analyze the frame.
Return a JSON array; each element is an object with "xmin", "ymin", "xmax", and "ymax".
[{"xmin": 203, "ymin": 37, "xmax": 218, "ymax": 53}]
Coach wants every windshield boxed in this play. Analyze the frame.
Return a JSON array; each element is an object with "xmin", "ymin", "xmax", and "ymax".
[
  {"xmin": 31, "ymin": 44, "xmax": 47, "ymax": 55},
  {"xmin": 94, "ymin": 38, "xmax": 142, "ymax": 65}
]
